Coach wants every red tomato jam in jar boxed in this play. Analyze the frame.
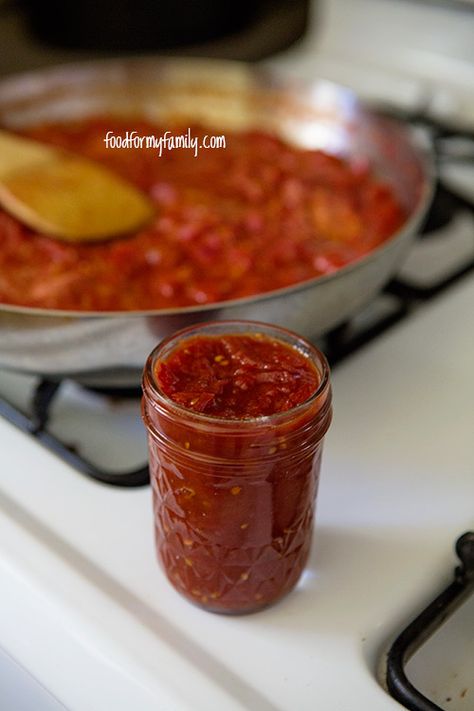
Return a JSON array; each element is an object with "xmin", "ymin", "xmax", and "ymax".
[{"xmin": 141, "ymin": 321, "xmax": 332, "ymax": 613}]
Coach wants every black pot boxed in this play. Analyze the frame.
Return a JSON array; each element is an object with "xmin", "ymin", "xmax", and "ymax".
[{"xmin": 22, "ymin": 0, "xmax": 258, "ymax": 51}]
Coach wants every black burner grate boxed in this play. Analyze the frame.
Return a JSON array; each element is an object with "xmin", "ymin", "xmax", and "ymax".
[
  {"xmin": 321, "ymin": 256, "xmax": 474, "ymax": 366},
  {"xmin": 0, "ymin": 379, "xmax": 149, "ymax": 487},
  {"xmin": 386, "ymin": 532, "xmax": 474, "ymax": 711}
]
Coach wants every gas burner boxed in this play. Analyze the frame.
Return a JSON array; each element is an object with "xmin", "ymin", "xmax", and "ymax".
[
  {"xmin": 0, "ymin": 109, "xmax": 473, "ymax": 486},
  {"xmin": 1, "ymin": 238, "xmax": 473, "ymax": 487},
  {"xmin": 1, "ymin": 204, "xmax": 472, "ymax": 489}
]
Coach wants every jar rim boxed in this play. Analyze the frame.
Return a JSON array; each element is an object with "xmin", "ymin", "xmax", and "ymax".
[{"xmin": 142, "ymin": 319, "xmax": 331, "ymax": 427}]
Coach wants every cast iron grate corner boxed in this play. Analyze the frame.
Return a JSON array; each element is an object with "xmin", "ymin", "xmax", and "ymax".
[
  {"xmin": 0, "ymin": 379, "xmax": 149, "ymax": 487},
  {"xmin": 386, "ymin": 531, "xmax": 474, "ymax": 711}
]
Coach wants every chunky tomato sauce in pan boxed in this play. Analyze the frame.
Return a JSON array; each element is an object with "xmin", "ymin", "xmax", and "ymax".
[{"xmin": 0, "ymin": 118, "xmax": 406, "ymax": 311}]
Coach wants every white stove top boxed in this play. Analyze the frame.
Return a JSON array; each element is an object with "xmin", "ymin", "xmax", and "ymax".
[
  {"xmin": 269, "ymin": 0, "xmax": 474, "ymax": 125},
  {"xmin": 1, "ymin": 1, "xmax": 474, "ymax": 709},
  {"xmin": 0, "ymin": 274, "xmax": 473, "ymax": 711}
]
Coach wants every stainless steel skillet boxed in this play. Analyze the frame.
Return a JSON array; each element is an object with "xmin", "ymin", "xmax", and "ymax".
[{"xmin": 0, "ymin": 58, "xmax": 433, "ymax": 386}]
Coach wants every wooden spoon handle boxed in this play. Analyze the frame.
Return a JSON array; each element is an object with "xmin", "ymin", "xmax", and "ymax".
[{"xmin": 0, "ymin": 128, "xmax": 155, "ymax": 242}]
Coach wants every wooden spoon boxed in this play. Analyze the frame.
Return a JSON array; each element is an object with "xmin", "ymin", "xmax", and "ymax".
[{"xmin": 0, "ymin": 129, "xmax": 154, "ymax": 242}]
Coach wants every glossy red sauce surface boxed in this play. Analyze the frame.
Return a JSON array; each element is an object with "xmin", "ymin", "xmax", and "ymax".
[
  {"xmin": 156, "ymin": 333, "xmax": 320, "ymax": 418},
  {"xmin": 0, "ymin": 118, "xmax": 406, "ymax": 311},
  {"xmin": 144, "ymin": 330, "xmax": 330, "ymax": 612}
]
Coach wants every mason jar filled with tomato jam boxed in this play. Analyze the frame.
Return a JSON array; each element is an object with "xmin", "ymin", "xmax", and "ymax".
[{"xmin": 142, "ymin": 321, "xmax": 332, "ymax": 614}]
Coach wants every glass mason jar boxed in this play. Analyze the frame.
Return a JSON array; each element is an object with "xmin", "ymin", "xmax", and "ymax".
[{"xmin": 142, "ymin": 321, "xmax": 332, "ymax": 614}]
